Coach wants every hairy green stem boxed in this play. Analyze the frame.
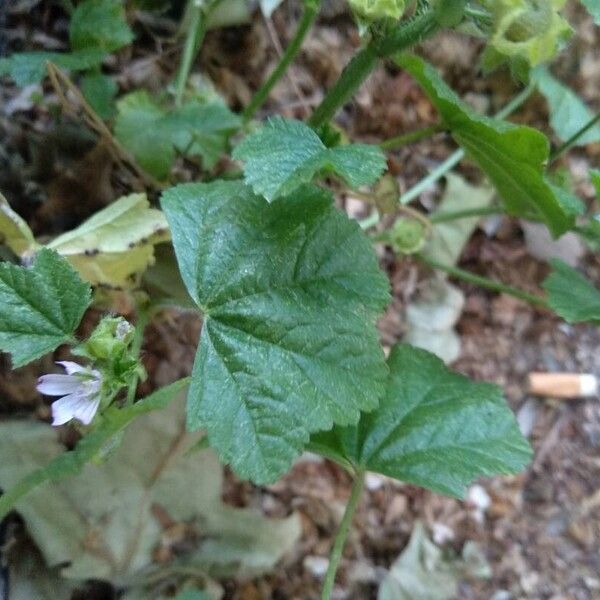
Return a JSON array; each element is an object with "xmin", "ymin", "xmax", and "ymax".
[
  {"xmin": 429, "ymin": 205, "xmax": 502, "ymax": 224},
  {"xmin": 550, "ymin": 111, "xmax": 600, "ymax": 163},
  {"xmin": 309, "ymin": 10, "xmax": 440, "ymax": 128},
  {"xmin": 380, "ymin": 123, "xmax": 444, "ymax": 150},
  {"xmin": 321, "ymin": 470, "xmax": 365, "ymax": 600},
  {"xmin": 125, "ymin": 305, "xmax": 150, "ymax": 406},
  {"xmin": 175, "ymin": 0, "xmax": 212, "ymax": 107},
  {"xmin": 244, "ymin": 0, "xmax": 321, "ymax": 121},
  {"xmin": 419, "ymin": 255, "xmax": 548, "ymax": 307}
]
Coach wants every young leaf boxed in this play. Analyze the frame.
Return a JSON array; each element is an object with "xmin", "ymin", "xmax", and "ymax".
[
  {"xmin": 396, "ymin": 54, "xmax": 574, "ymax": 237},
  {"xmin": 46, "ymin": 193, "xmax": 169, "ymax": 288},
  {"xmin": 80, "ymin": 72, "xmax": 118, "ymax": 119},
  {"xmin": 162, "ymin": 181, "xmax": 390, "ymax": 484},
  {"xmin": 232, "ymin": 117, "xmax": 387, "ymax": 201},
  {"xmin": 0, "ymin": 249, "xmax": 91, "ymax": 367},
  {"xmin": 115, "ymin": 91, "xmax": 241, "ymax": 179},
  {"xmin": 69, "ymin": 0, "xmax": 134, "ymax": 53},
  {"xmin": 0, "ymin": 193, "xmax": 38, "ymax": 256},
  {"xmin": 311, "ymin": 344, "xmax": 532, "ymax": 498},
  {"xmin": 542, "ymin": 258, "xmax": 600, "ymax": 324},
  {"xmin": 0, "ymin": 49, "xmax": 105, "ymax": 86},
  {"xmin": 535, "ymin": 67, "xmax": 600, "ymax": 145}
]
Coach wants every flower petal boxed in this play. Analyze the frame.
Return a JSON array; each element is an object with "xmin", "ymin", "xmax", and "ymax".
[
  {"xmin": 56, "ymin": 361, "xmax": 88, "ymax": 375},
  {"xmin": 51, "ymin": 393, "xmax": 100, "ymax": 426},
  {"xmin": 72, "ymin": 395, "xmax": 101, "ymax": 425},
  {"xmin": 37, "ymin": 374, "xmax": 81, "ymax": 396}
]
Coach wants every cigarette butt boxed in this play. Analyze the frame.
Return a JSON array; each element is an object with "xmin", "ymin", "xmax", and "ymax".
[{"xmin": 528, "ymin": 373, "xmax": 598, "ymax": 399}]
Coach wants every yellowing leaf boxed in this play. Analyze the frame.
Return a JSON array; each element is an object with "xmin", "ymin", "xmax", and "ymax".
[
  {"xmin": 47, "ymin": 194, "xmax": 169, "ymax": 288},
  {"xmin": 0, "ymin": 193, "xmax": 38, "ymax": 256}
]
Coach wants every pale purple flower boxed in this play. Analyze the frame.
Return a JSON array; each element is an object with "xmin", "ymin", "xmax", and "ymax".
[{"xmin": 37, "ymin": 361, "xmax": 102, "ymax": 426}]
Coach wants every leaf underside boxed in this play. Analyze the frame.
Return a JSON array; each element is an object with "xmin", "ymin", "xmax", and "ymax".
[{"xmin": 397, "ymin": 54, "xmax": 574, "ymax": 237}]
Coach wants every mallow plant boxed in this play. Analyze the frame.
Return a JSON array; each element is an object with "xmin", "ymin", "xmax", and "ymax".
[{"xmin": 1, "ymin": 0, "xmax": 599, "ymax": 596}]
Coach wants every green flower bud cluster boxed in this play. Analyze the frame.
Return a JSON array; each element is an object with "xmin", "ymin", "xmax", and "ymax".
[
  {"xmin": 348, "ymin": 0, "xmax": 406, "ymax": 22},
  {"xmin": 481, "ymin": 0, "xmax": 572, "ymax": 69},
  {"xmin": 75, "ymin": 316, "xmax": 145, "ymax": 397}
]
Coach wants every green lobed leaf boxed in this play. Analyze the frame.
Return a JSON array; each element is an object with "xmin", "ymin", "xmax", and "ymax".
[
  {"xmin": 580, "ymin": 0, "xmax": 600, "ymax": 25},
  {"xmin": 535, "ymin": 67, "xmax": 600, "ymax": 145},
  {"xmin": 115, "ymin": 91, "xmax": 241, "ymax": 179},
  {"xmin": 396, "ymin": 54, "xmax": 574, "ymax": 237},
  {"xmin": 162, "ymin": 181, "xmax": 390, "ymax": 484},
  {"xmin": 81, "ymin": 72, "xmax": 118, "ymax": 119},
  {"xmin": 311, "ymin": 344, "xmax": 532, "ymax": 498},
  {"xmin": 0, "ymin": 49, "xmax": 105, "ymax": 86},
  {"xmin": 542, "ymin": 258, "xmax": 600, "ymax": 323},
  {"xmin": 0, "ymin": 378, "xmax": 189, "ymax": 520},
  {"xmin": 69, "ymin": 0, "xmax": 134, "ymax": 53},
  {"xmin": 232, "ymin": 117, "xmax": 387, "ymax": 201},
  {"xmin": 0, "ymin": 249, "xmax": 91, "ymax": 368}
]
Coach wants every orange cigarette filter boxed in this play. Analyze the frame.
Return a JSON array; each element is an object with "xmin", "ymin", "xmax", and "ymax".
[{"xmin": 528, "ymin": 373, "xmax": 598, "ymax": 399}]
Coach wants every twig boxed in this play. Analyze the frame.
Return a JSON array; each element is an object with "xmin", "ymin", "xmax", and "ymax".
[{"xmin": 46, "ymin": 63, "xmax": 162, "ymax": 191}]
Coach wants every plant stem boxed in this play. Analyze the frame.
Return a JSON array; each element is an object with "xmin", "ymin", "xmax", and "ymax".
[
  {"xmin": 550, "ymin": 111, "xmax": 600, "ymax": 163},
  {"xmin": 321, "ymin": 470, "xmax": 365, "ymax": 600},
  {"xmin": 243, "ymin": 0, "xmax": 321, "ymax": 121},
  {"xmin": 309, "ymin": 10, "xmax": 439, "ymax": 128},
  {"xmin": 429, "ymin": 205, "xmax": 502, "ymax": 224},
  {"xmin": 380, "ymin": 123, "xmax": 444, "ymax": 150},
  {"xmin": 400, "ymin": 81, "xmax": 536, "ymax": 205},
  {"xmin": 175, "ymin": 0, "xmax": 211, "ymax": 107},
  {"xmin": 418, "ymin": 255, "xmax": 548, "ymax": 307},
  {"xmin": 125, "ymin": 304, "xmax": 150, "ymax": 406}
]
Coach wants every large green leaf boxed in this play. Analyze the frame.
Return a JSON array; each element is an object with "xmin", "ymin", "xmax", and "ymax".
[
  {"xmin": 69, "ymin": 0, "xmax": 134, "ymax": 53},
  {"xmin": 542, "ymin": 259, "xmax": 600, "ymax": 324},
  {"xmin": 311, "ymin": 344, "xmax": 532, "ymax": 498},
  {"xmin": 0, "ymin": 249, "xmax": 91, "ymax": 367},
  {"xmin": 396, "ymin": 54, "xmax": 573, "ymax": 237},
  {"xmin": 535, "ymin": 67, "xmax": 600, "ymax": 145},
  {"xmin": 0, "ymin": 49, "xmax": 105, "ymax": 86},
  {"xmin": 162, "ymin": 181, "xmax": 390, "ymax": 483},
  {"xmin": 115, "ymin": 91, "xmax": 241, "ymax": 179},
  {"xmin": 232, "ymin": 117, "xmax": 387, "ymax": 201}
]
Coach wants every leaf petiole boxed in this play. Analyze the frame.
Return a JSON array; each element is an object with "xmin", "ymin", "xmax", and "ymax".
[
  {"xmin": 321, "ymin": 469, "xmax": 365, "ymax": 600},
  {"xmin": 418, "ymin": 254, "xmax": 548, "ymax": 307},
  {"xmin": 379, "ymin": 123, "xmax": 445, "ymax": 151}
]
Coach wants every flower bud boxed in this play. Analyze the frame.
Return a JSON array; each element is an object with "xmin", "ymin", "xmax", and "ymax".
[
  {"xmin": 348, "ymin": 0, "xmax": 406, "ymax": 21},
  {"xmin": 390, "ymin": 219, "xmax": 426, "ymax": 255},
  {"xmin": 482, "ymin": 0, "xmax": 572, "ymax": 67}
]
